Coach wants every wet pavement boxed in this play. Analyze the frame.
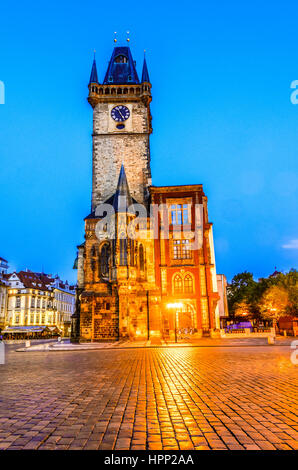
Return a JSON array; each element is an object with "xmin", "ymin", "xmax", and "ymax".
[{"xmin": 0, "ymin": 344, "xmax": 297, "ymax": 450}]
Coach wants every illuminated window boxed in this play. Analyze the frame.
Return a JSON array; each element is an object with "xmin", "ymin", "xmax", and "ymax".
[
  {"xmin": 173, "ymin": 239, "xmax": 192, "ymax": 259},
  {"xmin": 173, "ymin": 274, "xmax": 183, "ymax": 293},
  {"xmin": 184, "ymin": 274, "xmax": 193, "ymax": 293},
  {"xmin": 15, "ymin": 296, "xmax": 21, "ymax": 308},
  {"xmin": 170, "ymin": 204, "xmax": 190, "ymax": 225}
]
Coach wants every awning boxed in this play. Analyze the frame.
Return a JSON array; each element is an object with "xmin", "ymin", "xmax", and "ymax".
[{"xmin": 3, "ymin": 326, "xmax": 51, "ymax": 334}]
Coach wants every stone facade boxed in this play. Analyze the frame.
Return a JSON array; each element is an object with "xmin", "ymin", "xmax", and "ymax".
[{"xmin": 91, "ymin": 95, "xmax": 152, "ymax": 210}]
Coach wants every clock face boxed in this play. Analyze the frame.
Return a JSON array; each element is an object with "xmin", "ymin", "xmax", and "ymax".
[{"xmin": 111, "ymin": 105, "xmax": 130, "ymax": 122}]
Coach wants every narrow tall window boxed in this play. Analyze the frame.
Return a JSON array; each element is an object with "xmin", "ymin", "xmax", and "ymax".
[
  {"xmin": 130, "ymin": 239, "xmax": 135, "ymax": 266},
  {"xmin": 100, "ymin": 244, "xmax": 110, "ymax": 276},
  {"xmin": 184, "ymin": 274, "xmax": 193, "ymax": 293},
  {"xmin": 15, "ymin": 296, "xmax": 21, "ymax": 308},
  {"xmin": 120, "ymin": 239, "xmax": 127, "ymax": 266},
  {"xmin": 173, "ymin": 274, "xmax": 183, "ymax": 293},
  {"xmin": 139, "ymin": 244, "xmax": 144, "ymax": 271}
]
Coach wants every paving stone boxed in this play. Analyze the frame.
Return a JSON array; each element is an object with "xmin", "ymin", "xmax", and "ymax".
[{"xmin": 0, "ymin": 345, "xmax": 297, "ymax": 450}]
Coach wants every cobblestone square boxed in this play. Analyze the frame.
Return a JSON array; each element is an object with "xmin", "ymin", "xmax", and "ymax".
[{"xmin": 0, "ymin": 344, "xmax": 297, "ymax": 450}]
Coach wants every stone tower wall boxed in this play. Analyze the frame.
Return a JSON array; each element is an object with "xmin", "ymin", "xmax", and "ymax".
[{"xmin": 91, "ymin": 101, "xmax": 151, "ymax": 210}]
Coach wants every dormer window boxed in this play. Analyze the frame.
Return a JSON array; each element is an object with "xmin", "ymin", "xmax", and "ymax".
[
  {"xmin": 114, "ymin": 55, "xmax": 128, "ymax": 64},
  {"xmin": 108, "ymin": 76, "xmax": 113, "ymax": 82}
]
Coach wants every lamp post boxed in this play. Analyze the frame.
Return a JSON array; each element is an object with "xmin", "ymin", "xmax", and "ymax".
[{"xmin": 167, "ymin": 302, "xmax": 183, "ymax": 343}]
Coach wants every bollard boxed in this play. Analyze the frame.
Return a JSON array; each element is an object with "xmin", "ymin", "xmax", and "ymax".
[{"xmin": 268, "ymin": 335, "xmax": 275, "ymax": 345}]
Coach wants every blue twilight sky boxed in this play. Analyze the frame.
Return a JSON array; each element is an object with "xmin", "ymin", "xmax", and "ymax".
[{"xmin": 0, "ymin": 0, "xmax": 298, "ymax": 284}]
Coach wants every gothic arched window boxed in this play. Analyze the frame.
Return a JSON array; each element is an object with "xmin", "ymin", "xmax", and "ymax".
[
  {"xmin": 139, "ymin": 244, "xmax": 144, "ymax": 271},
  {"xmin": 100, "ymin": 244, "xmax": 110, "ymax": 277},
  {"xmin": 184, "ymin": 274, "xmax": 194, "ymax": 293},
  {"xmin": 173, "ymin": 274, "xmax": 183, "ymax": 293}
]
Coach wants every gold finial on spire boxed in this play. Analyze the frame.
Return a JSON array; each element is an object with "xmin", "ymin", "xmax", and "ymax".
[
  {"xmin": 114, "ymin": 31, "xmax": 117, "ymax": 43},
  {"xmin": 126, "ymin": 31, "xmax": 130, "ymax": 43}
]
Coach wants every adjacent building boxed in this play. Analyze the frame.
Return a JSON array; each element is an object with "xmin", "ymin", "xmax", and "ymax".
[
  {"xmin": 216, "ymin": 274, "xmax": 229, "ymax": 327},
  {"xmin": 0, "ymin": 257, "xmax": 9, "ymax": 331},
  {"xmin": 0, "ymin": 279, "xmax": 8, "ymax": 331},
  {"xmin": 3, "ymin": 271, "xmax": 75, "ymax": 335},
  {"xmin": 0, "ymin": 257, "xmax": 8, "ymax": 275},
  {"xmin": 72, "ymin": 45, "xmax": 222, "ymax": 342}
]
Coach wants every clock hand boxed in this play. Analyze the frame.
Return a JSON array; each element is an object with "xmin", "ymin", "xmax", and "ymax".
[{"xmin": 118, "ymin": 108, "xmax": 125, "ymax": 119}]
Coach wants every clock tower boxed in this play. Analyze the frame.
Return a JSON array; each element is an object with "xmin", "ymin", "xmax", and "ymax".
[
  {"xmin": 71, "ymin": 42, "xmax": 221, "ymax": 344},
  {"xmin": 88, "ymin": 47, "xmax": 152, "ymax": 211}
]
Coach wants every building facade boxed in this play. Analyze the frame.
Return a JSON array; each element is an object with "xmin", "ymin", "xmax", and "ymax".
[
  {"xmin": 216, "ymin": 274, "xmax": 229, "ymax": 326},
  {"xmin": 72, "ymin": 45, "xmax": 220, "ymax": 342},
  {"xmin": 0, "ymin": 257, "xmax": 8, "ymax": 275},
  {"xmin": 4, "ymin": 271, "xmax": 75, "ymax": 334},
  {"xmin": 0, "ymin": 279, "xmax": 8, "ymax": 331}
]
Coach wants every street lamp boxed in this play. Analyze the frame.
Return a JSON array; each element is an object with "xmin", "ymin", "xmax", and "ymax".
[{"xmin": 167, "ymin": 302, "xmax": 183, "ymax": 343}]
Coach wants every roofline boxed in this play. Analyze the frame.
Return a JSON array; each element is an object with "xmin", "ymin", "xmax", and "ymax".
[{"xmin": 150, "ymin": 184, "xmax": 204, "ymax": 192}]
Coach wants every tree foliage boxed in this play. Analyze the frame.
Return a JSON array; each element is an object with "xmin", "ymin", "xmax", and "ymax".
[{"xmin": 228, "ymin": 269, "xmax": 298, "ymax": 320}]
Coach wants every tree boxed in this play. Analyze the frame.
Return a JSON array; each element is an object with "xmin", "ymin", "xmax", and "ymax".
[
  {"xmin": 233, "ymin": 301, "xmax": 252, "ymax": 318},
  {"xmin": 276, "ymin": 269, "xmax": 298, "ymax": 317},
  {"xmin": 259, "ymin": 285, "xmax": 289, "ymax": 326},
  {"xmin": 227, "ymin": 272, "xmax": 257, "ymax": 318}
]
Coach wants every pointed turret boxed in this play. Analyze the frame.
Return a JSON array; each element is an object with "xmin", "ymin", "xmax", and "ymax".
[
  {"xmin": 89, "ymin": 58, "xmax": 99, "ymax": 84},
  {"xmin": 141, "ymin": 56, "xmax": 150, "ymax": 83},
  {"xmin": 113, "ymin": 164, "xmax": 133, "ymax": 212},
  {"xmin": 103, "ymin": 46, "xmax": 139, "ymax": 84}
]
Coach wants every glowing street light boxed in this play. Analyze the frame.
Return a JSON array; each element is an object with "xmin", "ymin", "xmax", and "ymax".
[{"xmin": 167, "ymin": 302, "xmax": 183, "ymax": 343}]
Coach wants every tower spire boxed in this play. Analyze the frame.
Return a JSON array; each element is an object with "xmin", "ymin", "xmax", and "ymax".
[
  {"xmin": 112, "ymin": 164, "xmax": 133, "ymax": 212},
  {"xmin": 141, "ymin": 52, "xmax": 150, "ymax": 83},
  {"xmin": 89, "ymin": 52, "xmax": 99, "ymax": 84}
]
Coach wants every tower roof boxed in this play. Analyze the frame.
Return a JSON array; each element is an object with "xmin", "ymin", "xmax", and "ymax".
[
  {"xmin": 141, "ymin": 56, "xmax": 150, "ymax": 83},
  {"xmin": 112, "ymin": 164, "xmax": 133, "ymax": 212},
  {"xmin": 103, "ymin": 46, "xmax": 139, "ymax": 85},
  {"xmin": 89, "ymin": 58, "xmax": 99, "ymax": 84}
]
